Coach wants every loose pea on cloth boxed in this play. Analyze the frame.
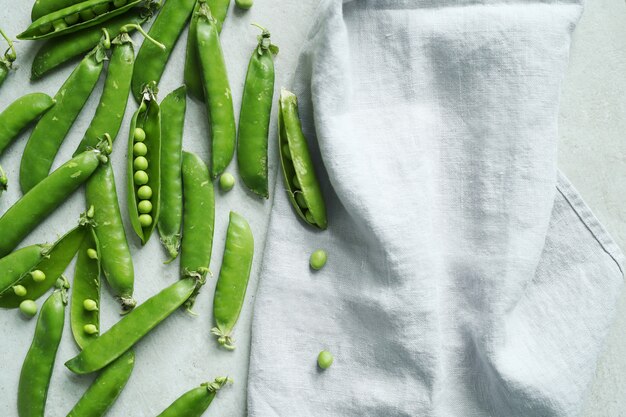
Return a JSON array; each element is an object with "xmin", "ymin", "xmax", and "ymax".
[{"xmin": 247, "ymin": 1, "xmax": 625, "ymax": 416}]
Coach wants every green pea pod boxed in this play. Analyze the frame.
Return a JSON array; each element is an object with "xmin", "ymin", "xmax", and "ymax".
[
  {"xmin": 184, "ymin": 0, "xmax": 230, "ymax": 100},
  {"xmin": 278, "ymin": 89, "xmax": 328, "ymax": 229},
  {"xmin": 0, "ymin": 93, "xmax": 56, "ymax": 155},
  {"xmin": 156, "ymin": 378, "xmax": 231, "ymax": 417},
  {"xmin": 65, "ymin": 277, "xmax": 205, "ymax": 374},
  {"xmin": 211, "ymin": 211, "xmax": 253, "ymax": 350},
  {"xmin": 86, "ymin": 163, "xmax": 136, "ymax": 311},
  {"xmin": 158, "ymin": 87, "xmax": 186, "ymax": 261},
  {"xmin": 0, "ymin": 244, "xmax": 48, "ymax": 295},
  {"xmin": 20, "ymin": 36, "xmax": 109, "ymax": 193},
  {"xmin": 180, "ymin": 151, "xmax": 215, "ymax": 283},
  {"xmin": 237, "ymin": 26, "xmax": 278, "ymax": 198},
  {"xmin": 0, "ymin": 145, "xmax": 107, "ymax": 258},
  {"xmin": 71, "ymin": 227, "xmax": 100, "ymax": 349},
  {"xmin": 127, "ymin": 84, "xmax": 161, "ymax": 245},
  {"xmin": 18, "ymin": 0, "xmax": 150, "ymax": 41},
  {"xmin": 0, "ymin": 225, "xmax": 85, "ymax": 308},
  {"xmin": 66, "ymin": 350, "xmax": 135, "ymax": 417},
  {"xmin": 31, "ymin": 0, "xmax": 82, "ymax": 21},
  {"xmin": 31, "ymin": 10, "xmax": 148, "ymax": 80},
  {"xmin": 131, "ymin": 0, "xmax": 196, "ymax": 101},
  {"xmin": 196, "ymin": 1, "xmax": 236, "ymax": 178}
]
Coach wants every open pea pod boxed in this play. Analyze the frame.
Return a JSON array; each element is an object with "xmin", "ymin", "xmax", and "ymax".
[
  {"xmin": 18, "ymin": 0, "xmax": 151, "ymax": 41},
  {"xmin": 278, "ymin": 89, "xmax": 327, "ymax": 230},
  {"xmin": 0, "ymin": 244, "xmax": 48, "ymax": 295}
]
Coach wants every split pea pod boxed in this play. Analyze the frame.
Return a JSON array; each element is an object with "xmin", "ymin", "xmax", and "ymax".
[
  {"xmin": 211, "ymin": 211, "xmax": 253, "ymax": 350},
  {"xmin": 0, "ymin": 144, "xmax": 108, "ymax": 258},
  {"xmin": 237, "ymin": 26, "xmax": 278, "ymax": 198},
  {"xmin": 0, "ymin": 245, "xmax": 48, "ymax": 295},
  {"xmin": 180, "ymin": 151, "xmax": 215, "ymax": 281},
  {"xmin": 0, "ymin": 29, "xmax": 16, "ymax": 88},
  {"xmin": 196, "ymin": 0, "xmax": 236, "ymax": 178},
  {"xmin": 131, "ymin": 0, "xmax": 196, "ymax": 101},
  {"xmin": 0, "ymin": 93, "xmax": 56, "ymax": 155},
  {"xmin": 18, "ymin": 0, "xmax": 151, "ymax": 41},
  {"xmin": 159, "ymin": 87, "xmax": 186, "ymax": 261},
  {"xmin": 184, "ymin": 0, "xmax": 231, "ymax": 100},
  {"xmin": 17, "ymin": 277, "xmax": 68, "ymax": 417},
  {"xmin": 127, "ymin": 84, "xmax": 161, "ymax": 244},
  {"xmin": 31, "ymin": 0, "xmax": 82, "ymax": 21},
  {"xmin": 65, "ymin": 277, "xmax": 205, "ymax": 374},
  {"xmin": 156, "ymin": 378, "xmax": 232, "ymax": 417},
  {"xmin": 279, "ymin": 89, "xmax": 328, "ymax": 229},
  {"xmin": 20, "ymin": 33, "xmax": 109, "ymax": 193}
]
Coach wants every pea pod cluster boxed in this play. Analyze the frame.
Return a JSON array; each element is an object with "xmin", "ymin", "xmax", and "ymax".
[
  {"xmin": 156, "ymin": 378, "xmax": 231, "ymax": 417},
  {"xmin": 237, "ymin": 26, "xmax": 278, "ymax": 198},
  {"xmin": 0, "ymin": 29, "xmax": 16, "ymax": 88},
  {"xmin": 127, "ymin": 84, "xmax": 161, "ymax": 244},
  {"xmin": 279, "ymin": 88, "xmax": 328, "ymax": 229}
]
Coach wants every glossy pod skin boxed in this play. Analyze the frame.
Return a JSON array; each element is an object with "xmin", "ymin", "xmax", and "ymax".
[
  {"xmin": 17, "ymin": 278, "xmax": 68, "ymax": 417},
  {"xmin": 156, "ymin": 378, "xmax": 231, "ymax": 417},
  {"xmin": 31, "ymin": 0, "xmax": 82, "ymax": 21},
  {"xmin": 279, "ymin": 89, "xmax": 328, "ymax": 229},
  {"xmin": 237, "ymin": 27, "xmax": 278, "ymax": 198},
  {"xmin": 0, "ymin": 245, "xmax": 47, "ymax": 295},
  {"xmin": 196, "ymin": 1, "xmax": 236, "ymax": 178},
  {"xmin": 184, "ymin": 0, "xmax": 230, "ymax": 100},
  {"xmin": 0, "ymin": 93, "xmax": 55, "ymax": 155},
  {"xmin": 20, "ymin": 36, "xmax": 109, "ymax": 193},
  {"xmin": 131, "ymin": 0, "xmax": 196, "ymax": 101},
  {"xmin": 127, "ymin": 85, "xmax": 161, "ymax": 244},
  {"xmin": 180, "ymin": 151, "xmax": 215, "ymax": 281},
  {"xmin": 65, "ymin": 277, "xmax": 205, "ymax": 374},
  {"xmin": 66, "ymin": 351, "xmax": 135, "ymax": 417},
  {"xmin": 159, "ymin": 87, "xmax": 186, "ymax": 261},
  {"xmin": 0, "ymin": 147, "xmax": 106, "ymax": 258},
  {"xmin": 71, "ymin": 227, "xmax": 100, "ymax": 348},
  {"xmin": 212, "ymin": 211, "xmax": 253, "ymax": 350},
  {"xmin": 18, "ymin": 0, "xmax": 148, "ymax": 41}
]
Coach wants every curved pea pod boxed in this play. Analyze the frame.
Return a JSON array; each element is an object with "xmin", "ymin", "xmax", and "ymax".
[
  {"xmin": 0, "ymin": 146, "xmax": 107, "ymax": 258},
  {"xmin": 184, "ymin": 0, "xmax": 230, "ymax": 100},
  {"xmin": 0, "ymin": 244, "xmax": 48, "ymax": 295},
  {"xmin": 31, "ymin": 0, "xmax": 82, "ymax": 21},
  {"xmin": 17, "ymin": 278, "xmax": 68, "ymax": 417},
  {"xmin": 180, "ymin": 151, "xmax": 215, "ymax": 283},
  {"xmin": 211, "ymin": 211, "xmax": 253, "ymax": 350},
  {"xmin": 0, "ymin": 225, "xmax": 85, "ymax": 308},
  {"xmin": 71, "ymin": 226, "xmax": 100, "ymax": 348},
  {"xmin": 86, "ymin": 163, "xmax": 135, "ymax": 311},
  {"xmin": 20, "ymin": 36, "xmax": 108, "ymax": 193},
  {"xmin": 237, "ymin": 26, "xmax": 278, "ymax": 198},
  {"xmin": 0, "ymin": 93, "xmax": 56, "ymax": 155},
  {"xmin": 65, "ymin": 277, "xmax": 205, "ymax": 374},
  {"xmin": 131, "ymin": 0, "xmax": 196, "ymax": 101},
  {"xmin": 278, "ymin": 88, "xmax": 328, "ymax": 229},
  {"xmin": 18, "ymin": 0, "xmax": 151, "ymax": 41},
  {"xmin": 158, "ymin": 87, "xmax": 186, "ymax": 261},
  {"xmin": 196, "ymin": 1, "xmax": 236, "ymax": 178},
  {"xmin": 127, "ymin": 85, "xmax": 161, "ymax": 245},
  {"xmin": 66, "ymin": 350, "xmax": 135, "ymax": 417},
  {"xmin": 156, "ymin": 378, "xmax": 232, "ymax": 417}
]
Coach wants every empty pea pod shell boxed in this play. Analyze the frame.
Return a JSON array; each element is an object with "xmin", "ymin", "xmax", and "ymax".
[
  {"xmin": 278, "ymin": 88, "xmax": 328, "ymax": 229},
  {"xmin": 0, "ymin": 244, "xmax": 48, "ymax": 295},
  {"xmin": 0, "ymin": 93, "xmax": 56, "ymax": 155},
  {"xmin": 156, "ymin": 378, "xmax": 231, "ymax": 417},
  {"xmin": 31, "ymin": 0, "xmax": 82, "ymax": 21}
]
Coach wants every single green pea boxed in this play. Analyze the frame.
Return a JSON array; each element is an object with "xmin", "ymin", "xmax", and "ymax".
[
  {"xmin": 13, "ymin": 285, "xmax": 27, "ymax": 297},
  {"xmin": 39, "ymin": 23, "xmax": 53, "ymax": 34},
  {"xmin": 134, "ymin": 128, "xmax": 146, "ymax": 142},
  {"xmin": 30, "ymin": 269, "xmax": 46, "ymax": 282},
  {"xmin": 113, "ymin": 0, "xmax": 128, "ymax": 7},
  {"xmin": 137, "ymin": 185, "xmax": 153, "ymax": 199},
  {"xmin": 84, "ymin": 324, "xmax": 98, "ymax": 335},
  {"xmin": 134, "ymin": 156, "xmax": 149, "ymax": 171},
  {"xmin": 87, "ymin": 248, "xmax": 98, "ymax": 260},
  {"xmin": 219, "ymin": 173, "xmax": 235, "ymax": 192},
  {"xmin": 134, "ymin": 170, "xmax": 149, "ymax": 185},
  {"xmin": 317, "ymin": 350, "xmax": 333, "ymax": 369},
  {"xmin": 64, "ymin": 13, "xmax": 80, "ymax": 25},
  {"xmin": 139, "ymin": 214, "xmax": 153, "ymax": 227},
  {"xmin": 309, "ymin": 250, "xmax": 327, "ymax": 270},
  {"xmin": 138, "ymin": 200, "xmax": 153, "ymax": 214},
  {"xmin": 79, "ymin": 9, "xmax": 96, "ymax": 20},
  {"xmin": 19, "ymin": 300, "xmax": 38, "ymax": 318},
  {"xmin": 293, "ymin": 175, "xmax": 301, "ymax": 189},
  {"xmin": 92, "ymin": 4, "xmax": 110, "ymax": 15},
  {"xmin": 133, "ymin": 142, "xmax": 148, "ymax": 156},
  {"xmin": 53, "ymin": 20, "xmax": 68, "ymax": 31},
  {"xmin": 282, "ymin": 144, "xmax": 291, "ymax": 160},
  {"xmin": 235, "ymin": 0, "xmax": 254, "ymax": 9},
  {"xmin": 295, "ymin": 193, "xmax": 308, "ymax": 209},
  {"xmin": 83, "ymin": 299, "xmax": 98, "ymax": 312},
  {"xmin": 305, "ymin": 210, "xmax": 315, "ymax": 224}
]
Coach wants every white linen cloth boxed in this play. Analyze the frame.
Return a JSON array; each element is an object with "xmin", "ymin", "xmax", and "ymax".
[{"xmin": 247, "ymin": 1, "xmax": 624, "ymax": 415}]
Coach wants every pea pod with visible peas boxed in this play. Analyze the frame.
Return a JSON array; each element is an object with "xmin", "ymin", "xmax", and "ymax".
[
  {"xmin": 211, "ymin": 211, "xmax": 254, "ymax": 350},
  {"xmin": 0, "ymin": 29, "xmax": 16, "ymax": 88},
  {"xmin": 20, "ymin": 32, "xmax": 110, "ymax": 193},
  {"xmin": 0, "ymin": 93, "xmax": 56, "ymax": 155},
  {"xmin": 65, "ymin": 276, "xmax": 206, "ymax": 374},
  {"xmin": 31, "ymin": 0, "xmax": 82, "ymax": 21},
  {"xmin": 156, "ymin": 378, "xmax": 232, "ymax": 417},
  {"xmin": 196, "ymin": 0, "xmax": 236, "ymax": 178},
  {"xmin": 279, "ymin": 88, "xmax": 328, "ymax": 229},
  {"xmin": 127, "ymin": 83, "xmax": 161, "ymax": 244},
  {"xmin": 17, "ymin": 277, "xmax": 68, "ymax": 417},
  {"xmin": 237, "ymin": 25, "xmax": 278, "ymax": 198},
  {"xmin": 0, "ymin": 244, "xmax": 49, "ymax": 296}
]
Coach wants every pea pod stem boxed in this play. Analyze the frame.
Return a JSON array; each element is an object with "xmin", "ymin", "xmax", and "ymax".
[
  {"xmin": 0, "ymin": 28, "xmax": 16, "ymax": 87},
  {"xmin": 0, "ymin": 28, "xmax": 16, "ymax": 63},
  {"xmin": 120, "ymin": 23, "xmax": 165, "ymax": 50}
]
